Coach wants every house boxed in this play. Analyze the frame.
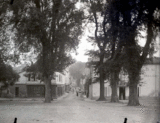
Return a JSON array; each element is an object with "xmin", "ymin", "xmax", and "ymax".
[
  {"xmin": 8, "ymin": 68, "xmax": 71, "ymax": 98},
  {"xmin": 86, "ymin": 57, "xmax": 160, "ymax": 100}
]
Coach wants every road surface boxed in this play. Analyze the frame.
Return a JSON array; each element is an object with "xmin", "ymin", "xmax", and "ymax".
[{"xmin": 0, "ymin": 92, "xmax": 159, "ymax": 123}]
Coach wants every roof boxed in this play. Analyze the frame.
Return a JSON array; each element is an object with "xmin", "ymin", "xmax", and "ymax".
[
  {"xmin": 15, "ymin": 81, "xmax": 57, "ymax": 85},
  {"xmin": 87, "ymin": 57, "xmax": 160, "ymax": 65},
  {"xmin": 144, "ymin": 57, "xmax": 160, "ymax": 64},
  {"xmin": 88, "ymin": 57, "xmax": 109, "ymax": 62}
]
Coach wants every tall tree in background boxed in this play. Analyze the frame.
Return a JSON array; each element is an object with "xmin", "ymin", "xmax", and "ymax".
[
  {"xmin": 103, "ymin": 0, "xmax": 122, "ymax": 102},
  {"xmin": 118, "ymin": 0, "xmax": 159, "ymax": 106},
  {"xmin": 9, "ymin": 0, "xmax": 84, "ymax": 103},
  {"xmin": 88, "ymin": 0, "xmax": 109, "ymax": 101},
  {"xmin": 87, "ymin": 0, "xmax": 123, "ymax": 101},
  {"xmin": 86, "ymin": 0, "xmax": 121, "ymax": 101},
  {"xmin": 106, "ymin": 0, "xmax": 160, "ymax": 105}
]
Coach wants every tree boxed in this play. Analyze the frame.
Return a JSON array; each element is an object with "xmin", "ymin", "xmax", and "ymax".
[
  {"xmin": 103, "ymin": 0, "xmax": 122, "ymax": 103},
  {"xmin": 0, "ymin": 55, "xmax": 19, "ymax": 95},
  {"xmin": 84, "ymin": 76, "xmax": 91, "ymax": 98},
  {"xmin": 9, "ymin": 0, "xmax": 84, "ymax": 103},
  {"xmin": 120, "ymin": 0, "xmax": 159, "ymax": 106},
  {"xmin": 105, "ymin": 0, "xmax": 160, "ymax": 105},
  {"xmin": 87, "ymin": 0, "xmax": 122, "ymax": 101},
  {"xmin": 86, "ymin": 0, "xmax": 159, "ymax": 104},
  {"xmin": 86, "ymin": 0, "xmax": 111, "ymax": 101}
]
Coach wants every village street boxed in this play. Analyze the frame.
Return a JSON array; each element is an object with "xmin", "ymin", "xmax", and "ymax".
[{"xmin": 0, "ymin": 92, "xmax": 159, "ymax": 123}]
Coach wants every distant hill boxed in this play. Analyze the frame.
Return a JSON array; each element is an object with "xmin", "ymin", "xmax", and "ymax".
[{"xmin": 69, "ymin": 61, "xmax": 86, "ymax": 80}]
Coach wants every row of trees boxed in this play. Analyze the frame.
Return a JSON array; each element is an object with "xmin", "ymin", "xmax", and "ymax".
[
  {"xmin": 84, "ymin": 0, "xmax": 160, "ymax": 105},
  {"xmin": 0, "ymin": 0, "xmax": 159, "ymax": 105}
]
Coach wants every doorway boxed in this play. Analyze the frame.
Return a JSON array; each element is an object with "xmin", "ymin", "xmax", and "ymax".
[
  {"xmin": 138, "ymin": 87, "xmax": 139, "ymax": 97},
  {"xmin": 15, "ymin": 87, "xmax": 19, "ymax": 97},
  {"xmin": 119, "ymin": 87, "xmax": 125, "ymax": 100}
]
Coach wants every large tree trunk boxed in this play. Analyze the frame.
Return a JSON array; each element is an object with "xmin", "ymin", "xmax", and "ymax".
[
  {"xmin": 128, "ymin": 74, "xmax": 140, "ymax": 106},
  {"xmin": 44, "ymin": 76, "xmax": 52, "ymax": 103},
  {"xmin": 42, "ymin": 38, "xmax": 52, "ymax": 103},
  {"xmin": 97, "ymin": 76, "xmax": 106, "ymax": 101},
  {"xmin": 0, "ymin": 88, "xmax": 2, "ymax": 97},
  {"xmin": 111, "ymin": 84, "xmax": 118, "ymax": 102},
  {"xmin": 97, "ymin": 54, "xmax": 106, "ymax": 101},
  {"xmin": 128, "ymin": 84, "xmax": 139, "ymax": 106},
  {"xmin": 126, "ymin": 46, "xmax": 141, "ymax": 106},
  {"xmin": 127, "ymin": 8, "xmax": 154, "ymax": 106},
  {"xmin": 111, "ymin": 72, "xmax": 119, "ymax": 102}
]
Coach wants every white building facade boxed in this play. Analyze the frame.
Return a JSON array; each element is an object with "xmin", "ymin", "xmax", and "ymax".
[{"xmin": 88, "ymin": 57, "xmax": 160, "ymax": 100}]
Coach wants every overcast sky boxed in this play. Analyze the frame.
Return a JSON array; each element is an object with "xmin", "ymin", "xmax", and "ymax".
[{"xmin": 72, "ymin": 30, "xmax": 160, "ymax": 63}]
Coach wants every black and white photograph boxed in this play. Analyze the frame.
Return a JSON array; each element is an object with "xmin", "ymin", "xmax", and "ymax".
[{"xmin": 0, "ymin": 0, "xmax": 160, "ymax": 123}]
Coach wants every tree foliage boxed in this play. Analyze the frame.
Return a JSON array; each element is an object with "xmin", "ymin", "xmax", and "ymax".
[
  {"xmin": 103, "ymin": 0, "xmax": 160, "ymax": 105},
  {"xmin": 6, "ymin": 0, "xmax": 84, "ymax": 102},
  {"xmin": 85, "ymin": 0, "xmax": 160, "ymax": 104},
  {"xmin": 9, "ymin": 0, "xmax": 83, "ymax": 74},
  {"xmin": 0, "ymin": 56, "xmax": 19, "ymax": 89}
]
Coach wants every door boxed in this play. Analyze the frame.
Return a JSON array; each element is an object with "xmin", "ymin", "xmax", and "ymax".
[
  {"xmin": 119, "ymin": 87, "xmax": 126, "ymax": 100},
  {"xmin": 15, "ymin": 87, "xmax": 19, "ymax": 97},
  {"xmin": 138, "ymin": 87, "xmax": 139, "ymax": 97}
]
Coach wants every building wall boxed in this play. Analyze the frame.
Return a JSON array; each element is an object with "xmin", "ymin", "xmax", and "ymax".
[
  {"xmin": 27, "ymin": 85, "xmax": 45, "ymax": 97},
  {"xmin": 54, "ymin": 72, "xmax": 70, "ymax": 85},
  {"xmin": 57, "ymin": 84, "xmax": 65, "ymax": 96},
  {"xmin": 88, "ymin": 63, "xmax": 160, "ymax": 99},
  {"xmin": 107, "ymin": 85, "xmax": 112, "ymax": 97},
  {"xmin": 9, "ymin": 84, "xmax": 60, "ymax": 98},
  {"xmin": 140, "ymin": 64, "xmax": 160, "ymax": 97},
  {"xmin": 89, "ymin": 81, "xmax": 142, "ymax": 100},
  {"xmin": 89, "ymin": 83, "xmax": 109, "ymax": 99},
  {"xmin": 9, "ymin": 84, "xmax": 27, "ymax": 97},
  {"xmin": 17, "ymin": 72, "xmax": 28, "ymax": 83}
]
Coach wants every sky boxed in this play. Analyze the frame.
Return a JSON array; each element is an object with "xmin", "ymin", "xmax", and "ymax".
[
  {"xmin": 72, "ymin": 2, "xmax": 100, "ymax": 62},
  {"xmin": 71, "ymin": 31, "xmax": 94, "ymax": 62},
  {"xmin": 71, "ymin": 30, "xmax": 160, "ymax": 63}
]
